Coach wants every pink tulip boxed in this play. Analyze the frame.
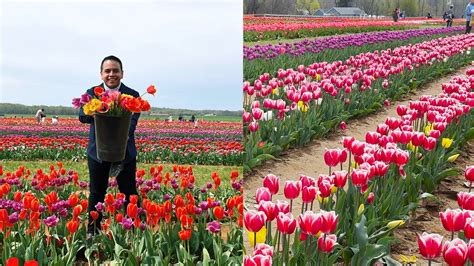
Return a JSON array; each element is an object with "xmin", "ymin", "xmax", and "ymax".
[
  {"xmin": 367, "ymin": 192, "xmax": 375, "ymax": 204},
  {"xmin": 324, "ymin": 149, "xmax": 340, "ymax": 167},
  {"xmin": 263, "ymin": 174, "xmax": 279, "ymax": 195},
  {"xmin": 255, "ymin": 187, "xmax": 271, "ymax": 204},
  {"xmin": 276, "ymin": 212, "xmax": 297, "ymax": 235},
  {"xmin": 253, "ymin": 243, "xmax": 274, "ymax": 257},
  {"xmin": 457, "ymin": 192, "xmax": 474, "ymax": 211},
  {"xmin": 284, "ymin": 181, "xmax": 301, "ymax": 200},
  {"xmin": 440, "ymin": 209, "xmax": 466, "ymax": 233},
  {"xmin": 384, "ymin": 100, "xmax": 390, "ymax": 107},
  {"xmin": 249, "ymin": 121, "xmax": 259, "ymax": 132},
  {"xmin": 373, "ymin": 161, "xmax": 389, "ymax": 177},
  {"xmin": 318, "ymin": 180, "xmax": 333, "ymax": 198},
  {"xmin": 393, "ymin": 150, "xmax": 409, "ymax": 166},
  {"xmin": 252, "ymin": 108, "xmax": 263, "ymax": 120},
  {"xmin": 244, "ymin": 210, "xmax": 267, "ymax": 233},
  {"xmin": 430, "ymin": 130, "xmax": 441, "ymax": 139},
  {"xmin": 243, "ymin": 255, "xmax": 272, "ymax": 266},
  {"xmin": 298, "ymin": 211, "xmax": 322, "ymax": 236},
  {"xmin": 351, "ymin": 169, "xmax": 369, "ymax": 187},
  {"xmin": 466, "ymin": 218, "xmax": 474, "ymax": 239},
  {"xmin": 299, "ymin": 175, "xmax": 316, "ymax": 188},
  {"xmin": 275, "ymin": 200, "xmax": 290, "ymax": 214},
  {"xmin": 468, "ymin": 239, "xmax": 474, "ymax": 263},
  {"xmin": 376, "ymin": 124, "xmax": 390, "ymax": 136},
  {"xmin": 302, "ymin": 186, "xmax": 317, "ymax": 203},
  {"xmin": 466, "ymin": 166, "xmax": 474, "ymax": 182},
  {"xmin": 417, "ymin": 232, "xmax": 443, "ymax": 259},
  {"xmin": 340, "ymin": 121, "xmax": 347, "ymax": 130},
  {"xmin": 342, "ymin": 136, "xmax": 355, "ymax": 150},
  {"xmin": 423, "ymin": 137, "xmax": 437, "ymax": 150},
  {"xmin": 443, "ymin": 238, "xmax": 467, "ymax": 266},
  {"xmin": 333, "ymin": 170, "xmax": 348, "ymax": 188},
  {"xmin": 258, "ymin": 201, "xmax": 277, "ymax": 222},
  {"xmin": 243, "ymin": 112, "xmax": 251, "ymax": 123},
  {"xmin": 350, "ymin": 141, "xmax": 365, "ymax": 156},
  {"xmin": 397, "ymin": 105, "xmax": 408, "ymax": 116},
  {"xmin": 411, "ymin": 132, "xmax": 426, "ymax": 147},
  {"xmin": 318, "ymin": 234, "xmax": 337, "ymax": 253},
  {"xmin": 320, "ymin": 210, "xmax": 338, "ymax": 234}
]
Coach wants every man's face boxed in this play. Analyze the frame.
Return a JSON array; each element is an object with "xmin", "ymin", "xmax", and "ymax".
[{"xmin": 101, "ymin": 60, "xmax": 123, "ymax": 88}]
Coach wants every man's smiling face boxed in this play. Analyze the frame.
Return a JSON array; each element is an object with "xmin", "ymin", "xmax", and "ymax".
[{"xmin": 101, "ymin": 60, "xmax": 123, "ymax": 88}]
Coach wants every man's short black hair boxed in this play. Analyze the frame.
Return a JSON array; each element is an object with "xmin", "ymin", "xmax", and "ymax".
[
  {"xmin": 41, "ymin": 108, "xmax": 44, "ymax": 111},
  {"xmin": 101, "ymin": 55, "xmax": 123, "ymax": 72}
]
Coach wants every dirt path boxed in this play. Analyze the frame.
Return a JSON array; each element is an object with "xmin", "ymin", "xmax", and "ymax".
[{"xmin": 243, "ymin": 65, "xmax": 473, "ymax": 254}]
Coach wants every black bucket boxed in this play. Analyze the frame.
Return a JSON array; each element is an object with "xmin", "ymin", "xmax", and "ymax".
[{"xmin": 94, "ymin": 112, "xmax": 132, "ymax": 162}]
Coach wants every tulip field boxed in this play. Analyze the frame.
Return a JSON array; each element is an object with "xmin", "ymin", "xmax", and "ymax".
[
  {"xmin": 0, "ymin": 162, "xmax": 244, "ymax": 265},
  {"xmin": 244, "ymin": 64, "xmax": 474, "ymax": 265},
  {"xmin": 243, "ymin": 33, "xmax": 474, "ymax": 171},
  {"xmin": 243, "ymin": 16, "xmax": 465, "ymax": 41},
  {"xmin": 0, "ymin": 118, "xmax": 242, "ymax": 166}
]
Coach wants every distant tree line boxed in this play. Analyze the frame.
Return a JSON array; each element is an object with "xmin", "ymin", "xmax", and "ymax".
[
  {"xmin": 244, "ymin": 0, "xmax": 467, "ymax": 19},
  {"xmin": 0, "ymin": 103, "xmax": 242, "ymax": 117}
]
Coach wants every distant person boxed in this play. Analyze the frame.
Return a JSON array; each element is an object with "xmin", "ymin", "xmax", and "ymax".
[
  {"xmin": 393, "ymin": 8, "xmax": 400, "ymax": 22},
  {"xmin": 168, "ymin": 115, "xmax": 173, "ymax": 122},
  {"xmin": 446, "ymin": 5, "xmax": 455, "ymax": 27},
  {"xmin": 466, "ymin": 0, "xmax": 474, "ymax": 34},
  {"xmin": 52, "ymin": 116, "xmax": 59, "ymax": 125},
  {"xmin": 190, "ymin": 114, "xmax": 196, "ymax": 123},
  {"xmin": 178, "ymin": 114, "xmax": 183, "ymax": 122},
  {"xmin": 399, "ymin": 11, "xmax": 405, "ymax": 19},
  {"xmin": 194, "ymin": 119, "xmax": 198, "ymax": 128},
  {"xmin": 427, "ymin": 12, "xmax": 432, "ymax": 19},
  {"xmin": 35, "ymin": 108, "xmax": 44, "ymax": 124}
]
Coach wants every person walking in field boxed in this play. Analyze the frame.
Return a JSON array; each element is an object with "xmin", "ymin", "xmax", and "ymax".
[
  {"xmin": 466, "ymin": 0, "xmax": 474, "ymax": 34},
  {"xmin": 393, "ymin": 8, "xmax": 400, "ymax": 22},
  {"xmin": 446, "ymin": 5, "xmax": 455, "ymax": 27},
  {"xmin": 35, "ymin": 108, "xmax": 44, "ymax": 124}
]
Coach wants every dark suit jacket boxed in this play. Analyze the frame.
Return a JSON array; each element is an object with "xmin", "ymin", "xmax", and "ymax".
[{"xmin": 79, "ymin": 83, "xmax": 140, "ymax": 163}]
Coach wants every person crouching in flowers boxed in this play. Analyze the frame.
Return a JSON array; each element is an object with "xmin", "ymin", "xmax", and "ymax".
[{"xmin": 79, "ymin": 55, "xmax": 140, "ymax": 237}]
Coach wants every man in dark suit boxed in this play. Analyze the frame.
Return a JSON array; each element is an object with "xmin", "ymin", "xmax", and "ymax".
[{"xmin": 79, "ymin": 55, "xmax": 140, "ymax": 236}]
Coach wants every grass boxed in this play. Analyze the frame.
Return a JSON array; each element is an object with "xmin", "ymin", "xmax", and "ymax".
[{"xmin": 1, "ymin": 160, "xmax": 242, "ymax": 187}]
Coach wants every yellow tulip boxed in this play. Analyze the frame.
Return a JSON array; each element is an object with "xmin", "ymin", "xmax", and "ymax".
[
  {"xmin": 247, "ymin": 226, "xmax": 266, "ymax": 247},
  {"xmin": 272, "ymin": 88, "xmax": 278, "ymax": 95},
  {"xmin": 398, "ymin": 255, "xmax": 417, "ymax": 264},
  {"xmin": 407, "ymin": 142, "xmax": 416, "ymax": 152},
  {"xmin": 357, "ymin": 204, "xmax": 365, "ymax": 216},
  {"xmin": 317, "ymin": 195, "xmax": 329, "ymax": 205},
  {"xmin": 298, "ymin": 101, "xmax": 308, "ymax": 113},
  {"xmin": 331, "ymin": 186, "xmax": 337, "ymax": 194},
  {"xmin": 424, "ymin": 123, "xmax": 433, "ymax": 136},
  {"xmin": 387, "ymin": 220, "xmax": 405, "ymax": 230},
  {"xmin": 83, "ymin": 99, "xmax": 101, "ymax": 115},
  {"xmin": 442, "ymin": 138, "xmax": 453, "ymax": 149},
  {"xmin": 315, "ymin": 74, "xmax": 321, "ymax": 81},
  {"xmin": 447, "ymin": 154, "xmax": 460, "ymax": 162}
]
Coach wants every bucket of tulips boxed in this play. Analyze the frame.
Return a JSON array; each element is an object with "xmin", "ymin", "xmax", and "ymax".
[{"xmin": 72, "ymin": 85, "xmax": 156, "ymax": 162}]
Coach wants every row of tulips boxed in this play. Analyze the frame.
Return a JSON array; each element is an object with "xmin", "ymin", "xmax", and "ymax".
[
  {"xmin": 0, "ymin": 119, "xmax": 242, "ymax": 166},
  {"xmin": 0, "ymin": 163, "xmax": 243, "ymax": 264},
  {"xmin": 416, "ymin": 166, "xmax": 474, "ymax": 265},
  {"xmin": 243, "ymin": 33, "xmax": 474, "ymax": 171},
  {"xmin": 243, "ymin": 15, "xmax": 465, "ymax": 24},
  {"xmin": 244, "ymin": 27, "xmax": 463, "ymax": 81},
  {"xmin": 244, "ymin": 68, "xmax": 474, "ymax": 265}
]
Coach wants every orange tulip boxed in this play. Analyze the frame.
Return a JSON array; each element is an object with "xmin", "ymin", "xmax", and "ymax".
[
  {"xmin": 178, "ymin": 229, "xmax": 192, "ymax": 241},
  {"xmin": 213, "ymin": 206, "xmax": 225, "ymax": 220},
  {"xmin": 68, "ymin": 194, "xmax": 79, "ymax": 207},
  {"xmin": 127, "ymin": 203, "xmax": 138, "ymax": 219},
  {"xmin": 116, "ymin": 213, "xmax": 124, "ymax": 223},
  {"xmin": 130, "ymin": 195, "xmax": 139, "ymax": 204},
  {"xmin": 174, "ymin": 195, "xmax": 185, "ymax": 208},
  {"xmin": 146, "ymin": 85, "xmax": 156, "ymax": 95},
  {"xmin": 66, "ymin": 219, "xmax": 79, "ymax": 235},
  {"xmin": 90, "ymin": 211, "xmax": 99, "ymax": 221},
  {"xmin": 73, "ymin": 205, "xmax": 83, "ymax": 218},
  {"xmin": 180, "ymin": 214, "xmax": 193, "ymax": 228}
]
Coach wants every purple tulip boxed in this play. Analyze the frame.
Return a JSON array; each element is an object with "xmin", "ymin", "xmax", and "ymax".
[
  {"xmin": 43, "ymin": 215, "xmax": 59, "ymax": 227},
  {"xmin": 207, "ymin": 221, "xmax": 221, "ymax": 234}
]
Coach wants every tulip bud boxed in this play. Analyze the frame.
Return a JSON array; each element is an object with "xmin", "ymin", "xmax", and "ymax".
[{"xmin": 387, "ymin": 220, "xmax": 405, "ymax": 230}]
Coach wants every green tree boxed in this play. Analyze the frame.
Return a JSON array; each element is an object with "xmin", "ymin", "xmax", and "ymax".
[
  {"xmin": 296, "ymin": 0, "xmax": 321, "ymax": 14},
  {"xmin": 399, "ymin": 0, "xmax": 418, "ymax": 17}
]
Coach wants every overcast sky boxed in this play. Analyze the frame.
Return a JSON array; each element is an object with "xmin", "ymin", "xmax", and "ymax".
[{"xmin": 0, "ymin": 0, "xmax": 243, "ymax": 111}]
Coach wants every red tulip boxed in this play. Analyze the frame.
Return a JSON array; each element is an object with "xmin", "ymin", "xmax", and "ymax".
[
  {"xmin": 90, "ymin": 211, "xmax": 99, "ymax": 221},
  {"xmin": 423, "ymin": 137, "xmax": 437, "ymax": 150},
  {"xmin": 253, "ymin": 243, "xmax": 274, "ymax": 257},
  {"xmin": 243, "ymin": 112, "xmax": 251, "ymax": 123},
  {"xmin": 320, "ymin": 210, "xmax": 338, "ymax": 234},
  {"xmin": 244, "ymin": 210, "xmax": 266, "ymax": 232},
  {"xmin": 373, "ymin": 161, "xmax": 388, "ymax": 177},
  {"xmin": 385, "ymin": 117, "xmax": 401, "ymax": 130},
  {"xmin": 342, "ymin": 136, "xmax": 355, "ymax": 150},
  {"xmin": 299, "ymin": 175, "xmax": 316, "ymax": 188},
  {"xmin": 393, "ymin": 150, "xmax": 409, "ymax": 166},
  {"xmin": 376, "ymin": 124, "xmax": 390, "ymax": 136},
  {"xmin": 66, "ymin": 219, "xmax": 79, "ymax": 235},
  {"xmin": 252, "ymin": 108, "xmax": 263, "ymax": 120},
  {"xmin": 333, "ymin": 170, "xmax": 348, "ymax": 188},
  {"xmin": 440, "ymin": 209, "xmax": 466, "ymax": 233},
  {"xmin": 324, "ymin": 149, "xmax": 340, "ymax": 167},
  {"xmin": 318, "ymin": 234, "xmax": 337, "ymax": 253},
  {"xmin": 443, "ymin": 238, "xmax": 467, "ymax": 266},
  {"xmin": 465, "ymin": 218, "xmax": 474, "ymax": 239},
  {"xmin": 367, "ymin": 192, "xmax": 375, "ymax": 204},
  {"xmin": 397, "ymin": 105, "xmax": 408, "ymax": 116},
  {"xmin": 458, "ymin": 192, "xmax": 474, "ymax": 210},
  {"xmin": 365, "ymin": 131, "xmax": 381, "ymax": 145},
  {"xmin": 213, "ymin": 206, "xmax": 225, "ymax": 220},
  {"xmin": 411, "ymin": 132, "xmax": 426, "ymax": 147},
  {"xmin": 417, "ymin": 232, "xmax": 443, "ymax": 259},
  {"xmin": 258, "ymin": 201, "xmax": 277, "ymax": 222},
  {"xmin": 276, "ymin": 212, "xmax": 297, "ymax": 235},
  {"xmin": 126, "ymin": 203, "xmax": 138, "ymax": 219},
  {"xmin": 340, "ymin": 121, "xmax": 347, "ymax": 130},
  {"xmin": 318, "ymin": 180, "xmax": 333, "ymax": 198},
  {"xmin": 350, "ymin": 141, "xmax": 365, "ymax": 156},
  {"xmin": 283, "ymin": 181, "xmax": 301, "ymax": 200},
  {"xmin": 263, "ymin": 174, "xmax": 279, "ymax": 195},
  {"xmin": 468, "ymin": 239, "xmax": 474, "ymax": 264},
  {"xmin": 298, "ymin": 211, "xmax": 322, "ymax": 236},
  {"xmin": 430, "ymin": 130, "xmax": 441, "ymax": 139},
  {"xmin": 255, "ymin": 187, "xmax": 271, "ymax": 204},
  {"xmin": 249, "ymin": 121, "xmax": 259, "ymax": 132},
  {"xmin": 302, "ymin": 186, "xmax": 317, "ymax": 203},
  {"xmin": 466, "ymin": 166, "xmax": 474, "ymax": 182}
]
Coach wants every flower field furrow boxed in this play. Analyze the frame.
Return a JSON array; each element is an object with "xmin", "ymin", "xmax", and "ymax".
[
  {"xmin": 243, "ymin": 33, "xmax": 474, "ymax": 171},
  {"xmin": 244, "ymin": 67, "xmax": 474, "ymax": 265},
  {"xmin": 0, "ymin": 163, "xmax": 243, "ymax": 264}
]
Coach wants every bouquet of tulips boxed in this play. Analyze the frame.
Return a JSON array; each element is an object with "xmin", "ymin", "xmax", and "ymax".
[{"xmin": 72, "ymin": 85, "xmax": 156, "ymax": 116}]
